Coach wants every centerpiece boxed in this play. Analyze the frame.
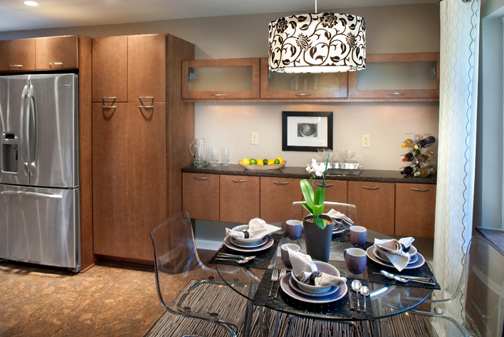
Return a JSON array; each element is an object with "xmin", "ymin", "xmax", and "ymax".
[{"xmin": 299, "ymin": 156, "xmax": 335, "ymax": 262}]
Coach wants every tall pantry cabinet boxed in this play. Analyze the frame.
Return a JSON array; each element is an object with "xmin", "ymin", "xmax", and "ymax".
[{"xmin": 92, "ymin": 34, "xmax": 195, "ymax": 262}]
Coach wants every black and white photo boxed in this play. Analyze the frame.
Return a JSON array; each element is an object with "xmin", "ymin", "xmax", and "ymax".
[{"xmin": 282, "ymin": 111, "xmax": 333, "ymax": 152}]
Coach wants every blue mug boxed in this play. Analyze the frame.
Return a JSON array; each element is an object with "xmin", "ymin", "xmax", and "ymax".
[{"xmin": 344, "ymin": 247, "xmax": 367, "ymax": 274}]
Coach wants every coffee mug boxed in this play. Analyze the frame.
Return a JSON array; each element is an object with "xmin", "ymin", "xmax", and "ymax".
[
  {"xmin": 344, "ymin": 247, "xmax": 367, "ymax": 274},
  {"xmin": 285, "ymin": 220, "xmax": 303, "ymax": 240},
  {"xmin": 350, "ymin": 226, "xmax": 368, "ymax": 247},
  {"xmin": 280, "ymin": 243, "xmax": 301, "ymax": 268}
]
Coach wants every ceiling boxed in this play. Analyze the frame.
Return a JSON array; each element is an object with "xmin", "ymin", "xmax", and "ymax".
[{"xmin": 0, "ymin": 0, "xmax": 438, "ymax": 32}]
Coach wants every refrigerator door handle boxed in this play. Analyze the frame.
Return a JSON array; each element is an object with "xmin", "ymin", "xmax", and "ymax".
[
  {"xmin": 28, "ymin": 83, "xmax": 37, "ymax": 172},
  {"xmin": 0, "ymin": 190, "xmax": 63, "ymax": 199},
  {"xmin": 20, "ymin": 83, "xmax": 30, "ymax": 175}
]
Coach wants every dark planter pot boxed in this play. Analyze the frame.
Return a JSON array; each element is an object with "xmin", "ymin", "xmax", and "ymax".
[{"xmin": 303, "ymin": 214, "xmax": 334, "ymax": 262}]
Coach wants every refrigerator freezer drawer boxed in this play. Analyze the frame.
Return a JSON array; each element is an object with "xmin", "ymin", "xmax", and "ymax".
[{"xmin": 0, "ymin": 184, "xmax": 80, "ymax": 270}]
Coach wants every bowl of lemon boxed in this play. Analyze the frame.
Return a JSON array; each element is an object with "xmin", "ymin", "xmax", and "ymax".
[{"xmin": 239, "ymin": 157, "xmax": 286, "ymax": 171}]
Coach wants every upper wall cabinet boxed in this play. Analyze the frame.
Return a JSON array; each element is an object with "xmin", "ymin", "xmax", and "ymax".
[
  {"xmin": 35, "ymin": 36, "xmax": 79, "ymax": 70},
  {"xmin": 260, "ymin": 58, "xmax": 348, "ymax": 99},
  {"xmin": 0, "ymin": 39, "xmax": 36, "ymax": 72},
  {"xmin": 92, "ymin": 36, "xmax": 128, "ymax": 102},
  {"xmin": 182, "ymin": 58, "xmax": 260, "ymax": 100},
  {"xmin": 348, "ymin": 53, "xmax": 439, "ymax": 100}
]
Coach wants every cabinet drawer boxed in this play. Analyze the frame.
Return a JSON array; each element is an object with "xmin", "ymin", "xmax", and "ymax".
[
  {"xmin": 35, "ymin": 36, "xmax": 78, "ymax": 70},
  {"xmin": 220, "ymin": 175, "xmax": 260, "ymax": 223},
  {"xmin": 348, "ymin": 181, "xmax": 395, "ymax": 235},
  {"xmin": 0, "ymin": 39, "xmax": 36, "ymax": 71},
  {"xmin": 260, "ymin": 177, "xmax": 303, "ymax": 223},
  {"xmin": 395, "ymin": 184, "xmax": 436, "ymax": 238},
  {"xmin": 183, "ymin": 173, "xmax": 220, "ymax": 221}
]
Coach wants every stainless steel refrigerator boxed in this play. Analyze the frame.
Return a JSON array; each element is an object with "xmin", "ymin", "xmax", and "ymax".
[{"xmin": 0, "ymin": 73, "xmax": 80, "ymax": 271}]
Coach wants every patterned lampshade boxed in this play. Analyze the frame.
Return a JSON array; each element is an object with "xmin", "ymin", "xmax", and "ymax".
[{"xmin": 268, "ymin": 13, "xmax": 367, "ymax": 73}]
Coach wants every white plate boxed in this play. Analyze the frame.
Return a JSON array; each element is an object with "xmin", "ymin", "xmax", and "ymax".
[
  {"xmin": 229, "ymin": 225, "xmax": 269, "ymax": 245},
  {"xmin": 280, "ymin": 274, "xmax": 348, "ymax": 304},
  {"xmin": 288, "ymin": 276, "xmax": 339, "ymax": 298},
  {"xmin": 223, "ymin": 236, "xmax": 274, "ymax": 253},
  {"xmin": 367, "ymin": 246, "xmax": 426, "ymax": 270},
  {"xmin": 291, "ymin": 261, "xmax": 340, "ymax": 294},
  {"xmin": 230, "ymin": 235, "xmax": 269, "ymax": 248}
]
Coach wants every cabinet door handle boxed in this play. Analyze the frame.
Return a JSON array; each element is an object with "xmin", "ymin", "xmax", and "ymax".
[
  {"xmin": 361, "ymin": 185, "xmax": 380, "ymax": 191},
  {"xmin": 295, "ymin": 92, "xmax": 312, "ymax": 97},
  {"xmin": 49, "ymin": 61, "xmax": 64, "ymax": 67},
  {"xmin": 193, "ymin": 176, "xmax": 208, "ymax": 181},
  {"xmin": 410, "ymin": 187, "xmax": 430, "ymax": 193},
  {"xmin": 273, "ymin": 181, "xmax": 289, "ymax": 186},
  {"xmin": 9, "ymin": 64, "xmax": 23, "ymax": 69},
  {"xmin": 391, "ymin": 91, "xmax": 402, "ymax": 96},
  {"xmin": 232, "ymin": 179, "xmax": 248, "ymax": 183},
  {"xmin": 213, "ymin": 93, "xmax": 227, "ymax": 97}
]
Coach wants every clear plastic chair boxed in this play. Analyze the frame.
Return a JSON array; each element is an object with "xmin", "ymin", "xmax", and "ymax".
[{"xmin": 150, "ymin": 212, "xmax": 244, "ymax": 337}]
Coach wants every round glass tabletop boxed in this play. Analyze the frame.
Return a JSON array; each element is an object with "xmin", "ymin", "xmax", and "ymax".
[{"xmin": 215, "ymin": 230, "xmax": 434, "ymax": 321}]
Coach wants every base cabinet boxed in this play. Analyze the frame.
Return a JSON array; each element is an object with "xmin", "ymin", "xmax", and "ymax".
[
  {"xmin": 395, "ymin": 184, "xmax": 436, "ymax": 238},
  {"xmin": 260, "ymin": 178, "xmax": 303, "ymax": 223},
  {"xmin": 348, "ymin": 181, "xmax": 395, "ymax": 235},
  {"xmin": 220, "ymin": 175, "xmax": 260, "ymax": 223}
]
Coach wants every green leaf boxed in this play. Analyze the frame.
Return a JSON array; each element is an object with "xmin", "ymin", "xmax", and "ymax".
[
  {"xmin": 301, "ymin": 202, "xmax": 314, "ymax": 215},
  {"xmin": 300, "ymin": 179, "xmax": 315, "ymax": 209},
  {"xmin": 314, "ymin": 186, "xmax": 325, "ymax": 205},
  {"xmin": 314, "ymin": 215, "xmax": 326, "ymax": 230}
]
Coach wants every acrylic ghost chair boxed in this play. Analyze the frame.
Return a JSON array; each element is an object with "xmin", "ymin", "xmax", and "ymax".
[{"xmin": 150, "ymin": 212, "xmax": 249, "ymax": 337}]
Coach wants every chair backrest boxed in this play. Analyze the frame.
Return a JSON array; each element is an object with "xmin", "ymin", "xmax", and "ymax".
[{"xmin": 324, "ymin": 201, "xmax": 358, "ymax": 224}]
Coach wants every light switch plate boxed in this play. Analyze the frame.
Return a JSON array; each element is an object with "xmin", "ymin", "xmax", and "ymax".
[
  {"xmin": 361, "ymin": 134, "xmax": 371, "ymax": 147},
  {"xmin": 251, "ymin": 132, "xmax": 259, "ymax": 145}
]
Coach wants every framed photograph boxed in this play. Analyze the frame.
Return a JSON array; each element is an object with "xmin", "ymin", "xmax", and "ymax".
[{"xmin": 282, "ymin": 111, "xmax": 333, "ymax": 152}]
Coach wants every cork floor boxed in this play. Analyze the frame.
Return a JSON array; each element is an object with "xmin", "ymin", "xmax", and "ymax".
[{"xmin": 0, "ymin": 262, "xmax": 164, "ymax": 337}]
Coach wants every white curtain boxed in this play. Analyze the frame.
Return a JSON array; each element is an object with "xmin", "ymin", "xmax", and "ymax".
[{"xmin": 434, "ymin": 0, "xmax": 480, "ymax": 325}]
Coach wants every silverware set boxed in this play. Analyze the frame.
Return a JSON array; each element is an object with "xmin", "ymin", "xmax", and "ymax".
[
  {"xmin": 269, "ymin": 268, "xmax": 287, "ymax": 298},
  {"xmin": 214, "ymin": 253, "xmax": 256, "ymax": 264},
  {"xmin": 349, "ymin": 279, "xmax": 370, "ymax": 312}
]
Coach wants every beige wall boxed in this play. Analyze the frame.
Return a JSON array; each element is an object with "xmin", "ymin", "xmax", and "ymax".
[{"xmin": 0, "ymin": 4, "xmax": 440, "ymax": 170}]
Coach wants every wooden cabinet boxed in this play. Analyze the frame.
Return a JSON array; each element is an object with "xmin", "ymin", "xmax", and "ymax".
[
  {"xmin": 0, "ymin": 39, "xmax": 36, "ymax": 71},
  {"xmin": 220, "ymin": 175, "xmax": 260, "ymax": 223},
  {"xmin": 348, "ymin": 181, "xmax": 395, "ymax": 235},
  {"xmin": 395, "ymin": 184, "xmax": 436, "ymax": 238},
  {"xmin": 349, "ymin": 53, "xmax": 439, "ymax": 100},
  {"xmin": 182, "ymin": 58, "xmax": 260, "ymax": 100},
  {"xmin": 260, "ymin": 177, "xmax": 303, "ymax": 223},
  {"xmin": 35, "ymin": 36, "xmax": 78, "ymax": 70},
  {"xmin": 92, "ymin": 102, "xmax": 133, "ymax": 258},
  {"xmin": 92, "ymin": 36, "xmax": 128, "ymax": 102},
  {"xmin": 315, "ymin": 180, "xmax": 348, "ymax": 213},
  {"xmin": 183, "ymin": 173, "xmax": 220, "ymax": 221},
  {"xmin": 260, "ymin": 58, "xmax": 348, "ymax": 99},
  {"xmin": 127, "ymin": 34, "xmax": 166, "ymax": 103},
  {"xmin": 92, "ymin": 34, "xmax": 195, "ymax": 262}
]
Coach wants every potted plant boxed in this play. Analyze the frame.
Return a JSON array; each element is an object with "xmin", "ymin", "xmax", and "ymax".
[{"xmin": 299, "ymin": 157, "xmax": 334, "ymax": 262}]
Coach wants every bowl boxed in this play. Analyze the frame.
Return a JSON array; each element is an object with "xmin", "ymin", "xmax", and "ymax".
[
  {"xmin": 280, "ymin": 243, "xmax": 301, "ymax": 267},
  {"xmin": 229, "ymin": 224, "xmax": 267, "ymax": 245},
  {"xmin": 291, "ymin": 261, "xmax": 340, "ymax": 294}
]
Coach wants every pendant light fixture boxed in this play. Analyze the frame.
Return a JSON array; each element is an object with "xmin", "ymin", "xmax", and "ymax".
[{"xmin": 268, "ymin": 0, "xmax": 366, "ymax": 73}]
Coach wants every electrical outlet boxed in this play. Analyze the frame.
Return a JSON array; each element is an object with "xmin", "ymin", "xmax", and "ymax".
[
  {"xmin": 250, "ymin": 132, "xmax": 259, "ymax": 145},
  {"xmin": 361, "ymin": 134, "xmax": 371, "ymax": 147}
]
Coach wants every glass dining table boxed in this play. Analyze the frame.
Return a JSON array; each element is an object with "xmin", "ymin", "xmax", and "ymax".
[{"xmin": 214, "ymin": 229, "xmax": 439, "ymax": 337}]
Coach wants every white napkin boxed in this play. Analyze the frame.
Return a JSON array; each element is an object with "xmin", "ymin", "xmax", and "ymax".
[
  {"xmin": 374, "ymin": 237, "xmax": 415, "ymax": 272},
  {"xmin": 225, "ymin": 218, "xmax": 280, "ymax": 240},
  {"xmin": 288, "ymin": 250, "xmax": 347, "ymax": 287},
  {"xmin": 325, "ymin": 209, "xmax": 354, "ymax": 225}
]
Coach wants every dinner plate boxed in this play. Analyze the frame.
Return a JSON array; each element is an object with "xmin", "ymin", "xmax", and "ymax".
[
  {"xmin": 374, "ymin": 244, "xmax": 418, "ymax": 260},
  {"xmin": 288, "ymin": 276, "xmax": 339, "ymax": 298},
  {"xmin": 280, "ymin": 274, "xmax": 348, "ymax": 304},
  {"xmin": 374, "ymin": 248, "xmax": 419, "ymax": 265},
  {"xmin": 229, "ymin": 235, "xmax": 269, "ymax": 248},
  {"xmin": 230, "ymin": 224, "xmax": 272, "ymax": 245},
  {"xmin": 223, "ymin": 236, "xmax": 274, "ymax": 253},
  {"xmin": 367, "ymin": 246, "xmax": 426, "ymax": 270},
  {"xmin": 291, "ymin": 261, "xmax": 341, "ymax": 294}
]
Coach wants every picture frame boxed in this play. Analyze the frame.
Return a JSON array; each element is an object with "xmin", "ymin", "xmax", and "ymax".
[{"xmin": 282, "ymin": 111, "xmax": 333, "ymax": 152}]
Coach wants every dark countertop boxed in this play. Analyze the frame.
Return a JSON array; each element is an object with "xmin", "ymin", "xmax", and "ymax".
[{"xmin": 182, "ymin": 164, "xmax": 436, "ymax": 184}]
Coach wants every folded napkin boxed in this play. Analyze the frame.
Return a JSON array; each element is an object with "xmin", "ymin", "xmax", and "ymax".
[
  {"xmin": 288, "ymin": 250, "xmax": 347, "ymax": 287},
  {"xmin": 225, "ymin": 218, "xmax": 280, "ymax": 240},
  {"xmin": 325, "ymin": 209, "xmax": 354, "ymax": 226},
  {"xmin": 374, "ymin": 237, "xmax": 415, "ymax": 272}
]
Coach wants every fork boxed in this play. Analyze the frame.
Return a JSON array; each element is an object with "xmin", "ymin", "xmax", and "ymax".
[
  {"xmin": 274, "ymin": 269, "xmax": 287, "ymax": 298},
  {"xmin": 268, "ymin": 269, "xmax": 279, "ymax": 297},
  {"xmin": 214, "ymin": 256, "xmax": 255, "ymax": 264}
]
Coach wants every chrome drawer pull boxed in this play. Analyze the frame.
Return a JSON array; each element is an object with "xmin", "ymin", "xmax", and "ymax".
[
  {"xmin": 137, "ymin": 105, "xmax": 154, "ymax": 109},
  {"xmin": 102, "ymin": 105, "xmax": 117, "ymax": 109},
  {"xmin": 362, "ymin": 185, "xmax": 380, "ymax": 191},
  {"xmin": 273, "ymin": 181, "xmax": 289, "ymax": 186},
  {"xmin": 232, "ymin": 179, "xmax": 248, "ymax": 183},
  {"xmin": 49, "ymin": 61, "xmax": 64, "ymax": 67},
  {"xmin": 213, "ymin": 93, "xmax": 227, "ymax": 97},
  {"xmin": 410, "ymin": 187, "xmax": 430, "ymax": 193},
  {"xmin": 295, "ymin": 92, "xmax": 311, "ymax": 97},
  {"xmin": 9, "ymin": 64, "xmax": 23, "ymax": 69},
  {"xmin": 102, "ymin": 96, "xmax": 117, "ymax": 101},
  {"xmin": 193, "ymin": 176, "xmax": 209, "ymax": 181},
  {"xmin": 391, "ymin": 91, "xmax": 402, "ymax": 96}
]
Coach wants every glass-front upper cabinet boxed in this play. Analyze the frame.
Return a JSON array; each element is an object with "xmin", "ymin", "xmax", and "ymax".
[
  {"xmin": 260, "ymin": 58, "xmax": 348, "ymax": 99},
  {"xmin": 348, "ymin": 53, "xmax": 439, "ymax": 100},
  {"xmin": 182, "ymin": 58, "xmax": 260, "ymax": 100}
]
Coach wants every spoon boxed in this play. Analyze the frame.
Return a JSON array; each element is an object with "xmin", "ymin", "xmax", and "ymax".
[
  {"xmin": 359, "ymin": 286, "xmax": 370, "ymax": 312},
  {"xmin": 351, "ymin": 279, "xmax": 362, "ymax": 310}
]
